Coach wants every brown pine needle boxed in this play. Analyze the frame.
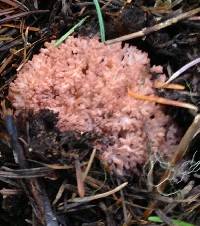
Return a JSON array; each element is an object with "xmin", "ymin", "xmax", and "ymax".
[
  {"xmin": 0, "ymin": 54, "xmax": 14, "ymax": 75},
  {"xmin": 128, "ymin": 89, "xmax": 198, "ymax": 112},
  {"xmin": 154, "ymin": 81, "xmax": 185, "ymax": 90},
  {"xmin": 75, "ymin": 159, "xmax": 85, "ymax": 198},
  {"xmin": 1, "ymin": 23, "xmax": 40, "ymax": 31},
  {"xmin": 82, "ymin": 149, "xmax": 96, "ymax": 181}
]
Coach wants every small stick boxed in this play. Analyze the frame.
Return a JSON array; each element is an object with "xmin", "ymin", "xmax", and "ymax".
[
  {"xmin": 106, "ymin": 8, "xmax": 200, "ymax": 44},
  {"xmin": 69, "ymin": 182, "xmax": 128, "ymax": 203},
  {"xmin": 3, "ymin": 107, "xmax": 59, "ymax": 225},
  {"xmin": 53, "ymin": 180, "xmax": 66, "ymax": 205},
  {"xmin": 144, "ymin": 114, "xmax": 200, "ymax": 218}
]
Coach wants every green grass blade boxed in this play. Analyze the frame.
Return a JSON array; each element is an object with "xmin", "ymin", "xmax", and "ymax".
[
  {"xmin": 148, "ymin": 216, "xmax": 163, "ymax": 223},
  {"xmin": 148, "ymin": 216, "xmax": 195, "ymax": 226},
  {"xmin": 54, "ymin": 16, "xmax": 89, "ymax": 47},
  {"xmin": 93, "ymin": 0, "xmax": 105, "ymax": 42}
]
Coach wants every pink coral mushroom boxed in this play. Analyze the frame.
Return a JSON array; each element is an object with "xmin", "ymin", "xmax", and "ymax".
[{"xmin": 9, "ymin": 36, "xmax": 178, "ymax": 175}]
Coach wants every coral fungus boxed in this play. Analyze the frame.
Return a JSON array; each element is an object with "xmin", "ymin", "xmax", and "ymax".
[{"xmin": 9, "ymin": 36, "xmax": 178, "ymax": 175}]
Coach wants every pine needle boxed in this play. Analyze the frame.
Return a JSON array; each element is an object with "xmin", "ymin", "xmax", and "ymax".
[
  {"xmin": 128, "ymin": 89, "xmax": 198, "ymax": 112},
  {"xmin": 154, "ymin": 81, "xmax": 185, "ymax": 90}
]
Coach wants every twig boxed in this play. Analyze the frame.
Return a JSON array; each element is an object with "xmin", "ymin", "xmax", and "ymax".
[
  {"xmin": 0, "ymin": 167, "xmax": 53, "ymax": 178},
  {"xmin": 4, "ymin": 111, "xmax": 26, "ymax": 166},
  {"xmin": 52, "ymin": 180, "xmax": 67, "ymax": 205},
  {"xmin": 39, "ymin": 179, "xmax": 60, "ymax": 226},
  {"xmin": 3, "ymin": 108, "xmax": 59, "ymax": 225},
  {"xmin": 69, "ymin": 182, "xmax": 128, "ymax": 203},
  {"xmin": 144, "ymin": 114, "xmax": 200, "ymax": 218},
  {"xmin": 106, "ymin": 7, "xmax": 200, "ymax": 44},
  {"xmin": 164, "ymin": 114, "xmax": 200, "ymax": 168}
]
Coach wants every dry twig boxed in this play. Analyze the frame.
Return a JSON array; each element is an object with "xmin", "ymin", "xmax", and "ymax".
[
  {"xmin": 106, "ymin": 8, "xmax": 200, "ymax": 44},
  {"xmin": 69, "ymin": 182, "xmax": 128, "ymax": 203}
]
